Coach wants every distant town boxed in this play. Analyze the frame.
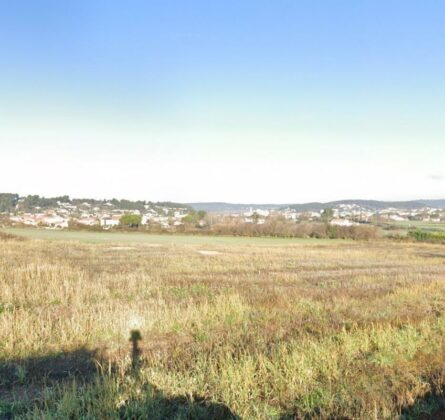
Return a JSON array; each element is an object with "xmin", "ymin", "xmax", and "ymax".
[
  {"xmin": 0, "ymin": 194, "xmax": 191, "ymax": 230},
  {"xmin": 1, "ymin": 193, "xmax": 444, "ymax": 231}
]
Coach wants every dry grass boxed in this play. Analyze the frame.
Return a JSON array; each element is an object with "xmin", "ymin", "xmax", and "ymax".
[
  {"xmin": 0, "ymin": 231, "xmax": 26, "ymax": 241},
  {"xmin": 1, "ymin": 237, "xmax": 445, "ymax": 418}
]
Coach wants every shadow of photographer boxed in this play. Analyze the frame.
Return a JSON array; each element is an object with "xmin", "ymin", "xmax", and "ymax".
[{"xmin": 0, "ymin": 329, "xmax": 238, "ymax": 420}]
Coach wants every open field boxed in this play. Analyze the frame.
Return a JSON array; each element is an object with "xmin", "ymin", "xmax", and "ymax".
[
  {"xmin": 395, "ymin": 221, "xmax": 445, "ymax": 230},
  {"xmin": 0, "ymin": 227, "xmax": 344, "ymax": 246},
  {"xmin": 386, "ymin": 221, "xmax": 445, "ymax": 232},
  {"xmin": 2, "ymin": 234, "xmax": 445, "ymax": 418}
]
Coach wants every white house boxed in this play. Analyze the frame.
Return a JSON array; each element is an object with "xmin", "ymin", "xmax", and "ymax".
[
  {"xmin": 174, "ymin": 211, "xmax": 187, "ymax": 219},
  {"xmin": 330, "ymin": 218, "xmax": 354, "ymax": 227},
  {"xmin": 141, "ymin": 214, "xmax": 152, "ymax": 225},
  {"xmin": 100, "ymin": 215, "xmax": 120, "ymax": 228},
  {"xmin": 77, "ymin": 217, "xmax": 98, "ymax": 226},
  {"xmin": 389, "ymin": 215, "xmax": 407, "ymax": 222},
  {"xmin": 141, "ymin": 210, "xmax": 161, "ymax": 225},
  {"xmin": 42, "ymin": 215, "xmax": 69, "ymax": 229}
]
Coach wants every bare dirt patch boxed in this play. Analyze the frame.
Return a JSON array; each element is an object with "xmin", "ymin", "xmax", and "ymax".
[{"xmin": 197, "ymin": 250, "xmax": 221, "ymax": 256}]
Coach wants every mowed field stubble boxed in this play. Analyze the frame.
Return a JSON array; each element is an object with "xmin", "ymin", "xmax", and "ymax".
[{"xmin": 2, "ymin": 231, "xmax": 445, "ymax": 418}]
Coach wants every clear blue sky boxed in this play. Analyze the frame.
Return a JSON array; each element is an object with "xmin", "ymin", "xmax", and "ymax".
[{"xmin": 1, "ymin": 0, "xmax": 444, "ymax": 202}]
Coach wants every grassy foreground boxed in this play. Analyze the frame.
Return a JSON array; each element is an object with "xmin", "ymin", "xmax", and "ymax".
[{"xmin": 2, "ymin": 233, "xmax": 445, "ymax": 418}]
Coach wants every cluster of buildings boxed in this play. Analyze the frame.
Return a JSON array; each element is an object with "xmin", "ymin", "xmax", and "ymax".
[
  {"xmin": 282, "ymin": 203, "xmax": 444, "ymax": 226},
  {"xmin": 7, "ymin": 201, "xmax": 190, "ymax": 230},
  {"xmin": 242, "ymin": 208, "xmax": 270, "ymax": 224},
  {"xmin": 229, "ymin": 203, "xmax": 444, "ymax": 227},
  {"xmin": 4, "ymin": 199, "xmax": 445, "ymax": 230}
]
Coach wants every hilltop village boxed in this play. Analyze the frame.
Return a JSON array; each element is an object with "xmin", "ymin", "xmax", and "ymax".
[{"xmin": 1, "ymin": 196, "xmax": 191, "ymax": 230}]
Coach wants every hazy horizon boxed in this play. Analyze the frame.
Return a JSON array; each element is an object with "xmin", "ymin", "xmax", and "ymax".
[
  {"xmin": 1, "ymin": 1, "xmax": 444, "ymax": 202},
  {"xmin": 3, "ymin": 190, "xmax": 445, "ymax": 206}
]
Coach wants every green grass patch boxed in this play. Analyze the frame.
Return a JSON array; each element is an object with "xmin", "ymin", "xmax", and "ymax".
[
  {"xmin": 408, "ymin": 229, "xmax": 445, "ymax": 243},
  {"xmin": 1, "ymin": 227, "xmax": 348, "ymax": 246}
]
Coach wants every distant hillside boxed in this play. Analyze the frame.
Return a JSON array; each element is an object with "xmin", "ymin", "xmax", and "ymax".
[
  {"xmin": 188, "ymin": 202, "xmax": 287, "ymax": 213},
  {"xmin": 189, "ymin": 199, "xmax": 445, "ymax": 213},
  {"xmin": 0, "ymin": 193, "xmax": 190, "ymax": 212},
  {"xmin": 418, "ymin": 199, "xmax": 445, "ymax": 208},
  {"xmin": 288, "ymin": 199, "xmax": 445, "ymax": 212},
  {"xmin": 3, "ymin": 193, "xmax": 445, "ymax": 214}
]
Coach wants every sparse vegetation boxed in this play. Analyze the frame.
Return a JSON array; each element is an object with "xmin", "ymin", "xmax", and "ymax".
[
  {"xmin": 209, "ymin": 219, "xmax": 379, "ymax": 240},
  {"xmin": 0, "ymin": 193, "xmax": 19, "ymax": 213},
  {"xmin": 182, "ymin": 210, "xmax": 207, "ymax": 226},
  {"xmin": 2, "ymin": 234, "xmax": 445, "ymax": 418},
  {"xmin": 408, "ymin": 229, "xmax": 445, "ymax": 243},
  {"xmin": 0, "ymin": 231, "xmax": 26, "ymax": 241}
]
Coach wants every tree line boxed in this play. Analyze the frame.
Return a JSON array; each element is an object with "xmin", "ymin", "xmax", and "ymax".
[{"xmin": 0, "ymin": 193, "xmax": 190, "ymax": 213}]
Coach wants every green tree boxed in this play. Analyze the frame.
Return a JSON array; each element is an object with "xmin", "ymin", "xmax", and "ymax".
[
  {"xmin": 251, "ymin": 212, "xmax": 260, "ymax": 223},
  {"xmin": 321, "ymin": 208, "xmax": 334, "ymax": 222},
  {"xmin": 0, "ymin": 193, "xmax": 19, "ymax": 212},
  {"xmin": 120, "ymin": 214, "xmax": 142, "ymax": 227},
  {"xmin": 182, "ymin": 210, "xmax": 207, "ymax": 227}
]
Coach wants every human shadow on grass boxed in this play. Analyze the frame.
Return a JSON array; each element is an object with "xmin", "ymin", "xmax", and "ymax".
[
  {"xmin": 400, "ymin": 392, "xmax": 445, "ymax": 420},
  {"xmin": 0, "ymin": 330, "xmax": 238, "ymax": 420}
]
